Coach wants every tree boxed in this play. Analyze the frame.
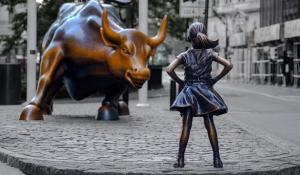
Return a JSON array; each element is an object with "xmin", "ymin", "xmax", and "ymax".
[
  {"xmin": 148, "ymin": 0, "xmax": 186, "ymax": 40},
  {"xmin": 0, "ymin": 0, "xmax": 72, "ymax": 57},
  {"xmin": 1, "ymin": 0, "xmax": 187, "ymax": 58},
  {"xmin": 148, "ymin": 0, "xmax": 188, "ymax": 61},
  {"xmin": 37, "ymin": 0, "xmax": 73, "ymax": 51},
  {"xmin": 0, "ymin": 0, "xmax": 26, "ymax": 57}
]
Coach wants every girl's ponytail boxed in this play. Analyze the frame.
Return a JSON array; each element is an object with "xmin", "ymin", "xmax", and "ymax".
[{"xmin": 187, "ymin": 22, "xmax": 219, "ymax": 49}]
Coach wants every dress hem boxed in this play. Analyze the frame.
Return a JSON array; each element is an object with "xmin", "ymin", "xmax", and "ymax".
[{"xmin": 170, "ymin": 105, "xmax": 227, "ymax": 117}]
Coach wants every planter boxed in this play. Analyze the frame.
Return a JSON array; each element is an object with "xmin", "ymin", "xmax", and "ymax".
[
  {"xmin": 0, "ymin": 63, "xmax": 21, "ymax": 104},
  {"xmin": 148, "ymin": 65, "xmax": 163, "ymax": 89}
]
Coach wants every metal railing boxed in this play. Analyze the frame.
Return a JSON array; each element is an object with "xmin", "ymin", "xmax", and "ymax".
[
  {"xmin": 250, "ymin": 60, "xmax": 270, "ymax": 84},
  {"xmin": 294, "ymin": 59, "xmax": 300, "ymax": 87},
  {"xmin": 276, "ymin": 59, "xmax": 284, "ymax": 85},
  {"xmin": 235, "ymin": 60, "xmax": 246, "ymax": 80}
]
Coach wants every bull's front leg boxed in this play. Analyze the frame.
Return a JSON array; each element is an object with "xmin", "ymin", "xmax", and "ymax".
[
  {"xmin": 19, "ymin": 46, "xmax": 65, "ymax": 120},
  {"xmin": 96, "ymin": 84, "xmax": 129, "ymax": 120}
]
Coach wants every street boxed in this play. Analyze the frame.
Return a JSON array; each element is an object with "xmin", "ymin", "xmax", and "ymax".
[{"xmin": 218, "ymin": 82, "xmax": 300, "ymax": 147}]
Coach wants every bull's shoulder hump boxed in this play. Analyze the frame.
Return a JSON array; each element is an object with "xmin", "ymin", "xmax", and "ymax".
[
  {"xmin": 78, "ymin": 0, "xmax": 103, "ymax": 18},
  {"xmin": 58, "ymin": 3, "xmax": 76, "ymax": 15},
  {"xmin": 57, "ymin": 3, "xmax": 82, "ymax": 22}
]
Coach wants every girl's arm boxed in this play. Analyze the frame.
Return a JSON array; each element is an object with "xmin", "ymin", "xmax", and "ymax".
[
  {"xmin": 212, "ymin": 56, "xmax": 233, "ymax": 84},
  {"xmin": 166, "ymin": 58, "xmax": 185, "ymax": 86}
]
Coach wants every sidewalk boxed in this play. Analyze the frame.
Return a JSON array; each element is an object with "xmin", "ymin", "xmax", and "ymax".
[{"xmin": 0, "ymin": 88, "xmax": 300, "ymax": 174}]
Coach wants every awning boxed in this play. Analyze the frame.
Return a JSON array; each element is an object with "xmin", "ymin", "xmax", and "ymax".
[
  {"xmin": 284, "ymin": 18, "xmax": 300, "ymax": 39},
  {"xmin": 254, "ymin": 24, "xmax": 281, "ymax": 44}
]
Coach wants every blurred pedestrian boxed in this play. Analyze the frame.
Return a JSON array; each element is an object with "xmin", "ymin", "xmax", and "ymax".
[{"xmin": 166, "ymin": 22, "xmax": 233, "ymax": 168}]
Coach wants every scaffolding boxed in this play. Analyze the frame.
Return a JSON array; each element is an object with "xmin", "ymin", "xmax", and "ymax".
[
  {"xmin": 251, "ymin": 60, "xmax": 270, "ymax": 84},
  {"xmin": 293, "ymin": 59, "xmax": 300, "ymax": 86}
]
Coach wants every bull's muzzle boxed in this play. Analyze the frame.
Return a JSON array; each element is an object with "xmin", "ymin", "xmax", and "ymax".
[{"xmin": 125, "ymin": 68, "xmax": 150, "ymax": 89}]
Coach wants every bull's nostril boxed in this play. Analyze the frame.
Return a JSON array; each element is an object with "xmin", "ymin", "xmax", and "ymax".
[{"xmin": 133, "ymin": 68, "xmax": 138, "ymax": 72}]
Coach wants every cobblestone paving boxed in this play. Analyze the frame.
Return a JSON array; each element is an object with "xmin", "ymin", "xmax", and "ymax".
[{"xmin": 0, "ymin": 97, "xmax": 299, "ymax": 175}]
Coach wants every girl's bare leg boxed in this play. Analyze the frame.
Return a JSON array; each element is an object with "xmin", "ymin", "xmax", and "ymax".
[
  {"xmin": 174, "ymin": 108, "xmax": 193, "ymax": 168},
  {"xmin": 203, "ymin": 115, "xmax": 223, "ymax": 168}
]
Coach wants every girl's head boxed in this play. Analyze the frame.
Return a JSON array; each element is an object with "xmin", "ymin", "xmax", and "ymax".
[{"xmin": 187, "ymin": 22, "xmax": 218, "ymax": 49}]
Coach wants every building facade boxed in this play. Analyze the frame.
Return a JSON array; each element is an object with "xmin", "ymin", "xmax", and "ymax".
[
  {"xmin": 208, "ymin": 0, "xmax": 260, "ymax": 82},
  {"xmin": 255, "ymin": 0, "xmax": 300, "ymax": 87},
  {"xmin": 209, "ymin": 0, "xmax": 300, "ymax": 87}
]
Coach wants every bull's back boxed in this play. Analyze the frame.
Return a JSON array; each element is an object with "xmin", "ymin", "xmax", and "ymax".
[
  {"xmin": 41, "ymin": 0, "xmax": 125, "ymax": 100},
  {"xmin": 43, "ymin": 0, "xmax": 122, "ymax": 50},
  {"xmin": 42, "ymin": 2, "xmax": 84, "ymax": 49},
  {"xmin": 43, "ymin": 0, "xmax": 103, "ymax": 48}
]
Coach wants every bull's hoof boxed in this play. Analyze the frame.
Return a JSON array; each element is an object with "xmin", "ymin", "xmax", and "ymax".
[
  {"xmin": 96, "ymin": 102, "xmax": 119, "ymax": 120},
  {"xmin": 41, "ymin": 103, "xmax": 52, "ymax": 115},
  {"xmin": 19, "ymin": 105, "xmax": 44, "ymax": 120},
  {"xmin": 118, "ymin": 101, "xmax": 129, "ymax": 116},
  {"xmin": 43, "ymin": 109, "xmax": 52, "ymax": 115}
]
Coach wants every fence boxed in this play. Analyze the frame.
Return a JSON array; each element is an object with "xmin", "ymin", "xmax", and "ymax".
[
  {"xmin": 230, "ymin": 48, "xmax": 245, "ymax": 81},
  {"xmin": 250, "ymin": 60, "xmax": 270, "ymax": 84},
  {"xmin": 275, "ymin": 59, "xmax": 284, "ymax": 85},
  {"xmin": 228, "ymin": 46, "xmax": 289, "ymax": 86},
  {"xmin": 294, "ymin": 58, "xmax": 300, "ymax": 87}
]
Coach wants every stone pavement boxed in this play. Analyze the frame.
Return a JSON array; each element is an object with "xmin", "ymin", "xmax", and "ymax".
[{"xmin": 0, "ymin": 93, "xmax": 300, "ymax": 175}]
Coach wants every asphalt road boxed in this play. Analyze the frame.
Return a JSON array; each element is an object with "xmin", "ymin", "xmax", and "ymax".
[{"xmin": 216, "ymin": 82, "xmax": 300, "ymax": 147}]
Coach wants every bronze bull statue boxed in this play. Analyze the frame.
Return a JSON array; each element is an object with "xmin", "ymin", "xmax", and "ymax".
[{"xmin": 20, "ymin": 0, "xmax": 167, "ymax": 121}]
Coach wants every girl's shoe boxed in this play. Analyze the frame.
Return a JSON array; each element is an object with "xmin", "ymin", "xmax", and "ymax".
[
  {"xmin": 213, "ymin": 156, "xmax": 223, "ymax": 168},
  {"xmin": 173, "ymin": 154, "xmax": 185, "ymax": 168}
]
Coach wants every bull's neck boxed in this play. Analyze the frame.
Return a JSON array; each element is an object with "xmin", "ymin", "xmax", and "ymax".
[
  {"xmin": 102, "ymin": 45, "xmax": 115, "ymax": 60},
  {"xmin": 108, "ymin": 20, "xmax": 123, "ymax": 32}
]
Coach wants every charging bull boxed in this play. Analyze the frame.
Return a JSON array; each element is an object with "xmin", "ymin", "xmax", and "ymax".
[{"xmin": 20, "ymin": 0, "xmax": 167, "ymax": 121}]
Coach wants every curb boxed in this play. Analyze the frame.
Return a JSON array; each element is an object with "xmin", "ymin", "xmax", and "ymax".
[{"xmin": 0, "ymin": 145, "xmax": 300, "ymax": 175}]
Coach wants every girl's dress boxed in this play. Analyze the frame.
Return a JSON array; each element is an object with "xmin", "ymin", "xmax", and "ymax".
[{"xmin": 170, "ymin": 48, "xmax": 228, "ymax": 117}]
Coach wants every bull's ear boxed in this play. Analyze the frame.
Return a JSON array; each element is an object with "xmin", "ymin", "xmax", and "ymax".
[{"xmin": 100, "ymin": 28, "xmax": 118, "ymax": 48}]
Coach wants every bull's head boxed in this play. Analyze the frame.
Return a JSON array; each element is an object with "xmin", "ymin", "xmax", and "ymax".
[{"xmin": 100, "ymin": 9, "xmax": 167, "ymax": 89}]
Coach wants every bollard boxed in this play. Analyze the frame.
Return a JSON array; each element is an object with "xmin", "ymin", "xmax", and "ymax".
[
  {"xmin": 178, "ymin": 83, "xmax": 183, "ymax": 93},
  {"xmin": 170, "ymin": 80, "xmax": 176, "ymax": 106},
  {"xmin": 170, "ymin": 80, "xmax": 184, "ymax": 107},
  {"xmin": 122, "ymin": 88, "xmax": 129, "ymax": 105}
]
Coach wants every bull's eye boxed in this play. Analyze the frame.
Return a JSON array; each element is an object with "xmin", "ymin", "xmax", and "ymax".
[{"xmin": 122, "ymin": 48, "xmax": 130, "ymax": 55}]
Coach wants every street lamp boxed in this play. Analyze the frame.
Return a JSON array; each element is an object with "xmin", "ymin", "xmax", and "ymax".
[
  {"xmin": 26, "ymin": 0, "xmax": 37, "ymax": 102},
  {"xmin": 137, "ymin": 0, "xmax": 149, "ymax": 107},
  {"xmin": 212, "ymin": 8, "xmax": 228, "ymax": 60}
]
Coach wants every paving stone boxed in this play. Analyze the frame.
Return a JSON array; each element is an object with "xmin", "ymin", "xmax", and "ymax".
[{"xmin": 0, "ymin": 97, "xmax": 299, "ymax": 175}]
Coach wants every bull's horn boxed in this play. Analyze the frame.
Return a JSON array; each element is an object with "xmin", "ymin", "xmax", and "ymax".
[
  {"xmin": 101, "ymin": 9, "xmax": 121, "ymax": 44},
  {"xmin": 147, "ymin": 15, "xmax": 167, "ymax": 47}
]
